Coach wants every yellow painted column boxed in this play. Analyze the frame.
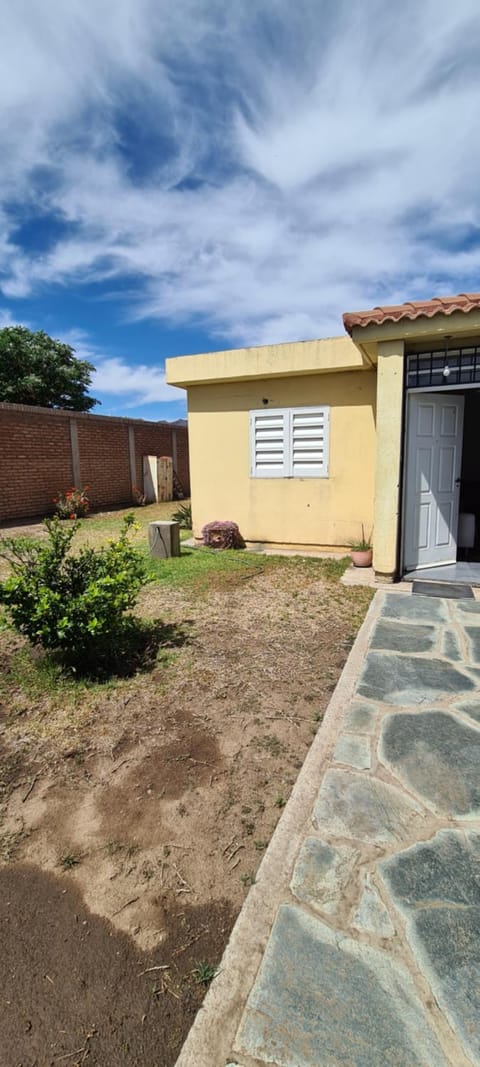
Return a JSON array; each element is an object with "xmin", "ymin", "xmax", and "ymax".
[{"xmin": 373, "ymin": 339, "xmax": 405, "ymax": 580}]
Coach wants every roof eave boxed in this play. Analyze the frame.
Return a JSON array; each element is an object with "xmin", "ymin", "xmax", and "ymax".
[{"xmin": 347, "ymin": 308, "xmax": 480, "ymax": 345}]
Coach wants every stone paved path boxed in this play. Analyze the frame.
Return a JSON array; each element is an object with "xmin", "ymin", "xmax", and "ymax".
[{"xmin": 178, "ymin": 591, "xmax": 480, "ymax": 1067}]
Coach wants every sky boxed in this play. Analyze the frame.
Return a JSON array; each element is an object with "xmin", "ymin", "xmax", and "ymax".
[{"xmin": 2, "ymin": 1, "xmax": 480, "ymax": 420}]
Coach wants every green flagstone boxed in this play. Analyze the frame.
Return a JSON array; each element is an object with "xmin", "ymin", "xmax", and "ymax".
[
  {"xmin": 455, "ymin": 700, "xmax": 480, "ymax": 724},
  {"xmin": 352, "ymin": 875, "xmax": 395, "ymax": 939},
  {"xmin": 290, "ymin": 836, "xmax": 359, "ymax": 915},
  {"xmin": 381, "ymin": 593, "xmax": 448, "ymax": 623},
  {"xmin": 344, "ymin": 702, "xmax": 378, "ymax": 734},
  {"xmin": 452, "ymin": 600, "xmax": 480, "ymax": 619},
  {"xmin": 235, "ymin": 904, "xmax": 449, "ymax": 1067},
  {"xmin": 466, "ymin": 626, "xmax": 480, "ymax": 664},
  {"xmin": 358, "ymin": 651, "xmax": 475, "ymax": 705},
  {"xmin": 371, "ymin": 619, "xmax": 437, "ymax": 653},
  {"xmin": 380, "ymin": 710, "xmax": 480, "ymax": 816},
  {"xmin": 443, "ymin": 629, "xmax": 461, "ymax": 661},
  {"xmin": 334, "ymin": 733, "xmax": 371, "ymax": 769},
  {"xmin": 313, "ymin": 769, "xmax": 425, "ymax": 844},
  {"xmin": 380, "ymin": 830, "xmax": 480, "ymax": 1065}
]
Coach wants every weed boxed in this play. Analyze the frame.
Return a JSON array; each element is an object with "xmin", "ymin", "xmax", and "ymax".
[
  {"xmin": 59, "ymin": 852, "xmax": 81, "ymax": 870},
  {"xmin": 240, "ymin": 872, "xmax": 256, "ymax": 887},
  {"xmin": 253, "ymin": 734, "xmax": 283, "ymax": 757},
  {"xmin": 105, "ymin": 841, "xmax": 139, "ymax": 859},
  {"xmin": 254, "ymin": 840, "xmax": 266, "ymax": 851},
  {"xmin": 274, "ymin": 796, "xmax": 286, "ymax": 808},
  {"xmin": 193, "ymin": 962, "xmax": 217, "ymax": 986},
  {"xmin": 106, "ymin": 840, "xmax": 123, "ymax": 856},
  {"xmin": 171, "ymin": 502, "xmax": 192, "ymax": 529}
]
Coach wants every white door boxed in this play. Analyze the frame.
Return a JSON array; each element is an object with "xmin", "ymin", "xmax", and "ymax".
[{"xmin": 404, "ymin": 393, "xmax": 464, "ymax": 571}]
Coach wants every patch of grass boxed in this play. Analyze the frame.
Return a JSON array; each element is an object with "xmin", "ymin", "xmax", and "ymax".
[
  {"xmin": 0, "ymin": 616, "xmax": 190, "ymax": 701},
  {"xmin": 0, "ymin": 644, "xmax": 100, "ymax": 703},
  {"xmin": 105, "ymin": 840, "xmax": 139, "ymax": 859},
  {"xmin": 193, "ymin": 962, "xmax": 218, "ymax": 986},
  {"xmin": 253, "ymin": 734, "xmax": 284, "ymax": 758}
]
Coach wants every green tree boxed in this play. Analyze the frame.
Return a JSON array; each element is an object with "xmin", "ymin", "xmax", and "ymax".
[{"xmin": 0, "ymin": 326, "xmax": 98, "ymax": 411}]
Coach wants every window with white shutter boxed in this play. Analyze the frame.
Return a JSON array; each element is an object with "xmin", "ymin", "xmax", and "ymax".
[{"xmin": 250, "ymin": 406, "xmax": 329, "ymax": 478}]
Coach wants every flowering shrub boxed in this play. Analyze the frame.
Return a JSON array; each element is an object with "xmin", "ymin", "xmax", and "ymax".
[
  {"xmin": 0, "ymin": 514, "xmax": 147, "ymax": 674},
  {"xmin": 201, "ymin": 520, "xmax": 242, "ymax": 549},
  {"xmin": 53, "ymin": 485, "xmax": 90, "ymax": 519}
]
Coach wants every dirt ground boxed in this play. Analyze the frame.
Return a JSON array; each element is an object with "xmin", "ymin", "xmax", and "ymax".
[{"xmin": 0, "ymin": 551, "xmax": 372, "ymax": 1066}]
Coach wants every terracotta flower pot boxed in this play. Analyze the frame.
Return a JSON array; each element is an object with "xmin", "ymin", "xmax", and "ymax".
[{"xmin": 350, "ymin": 548, "xmax": 373, "ymax": 568}]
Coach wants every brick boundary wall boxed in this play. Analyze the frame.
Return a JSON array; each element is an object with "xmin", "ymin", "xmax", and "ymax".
[{"xmin": 0, "ymin": 403, "xmax": 189, "ymax": 523}]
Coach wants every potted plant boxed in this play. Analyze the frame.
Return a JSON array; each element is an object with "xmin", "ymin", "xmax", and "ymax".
[{"xmin": 349, "ymin": 527, "xmax": 373, "ymax": 568}]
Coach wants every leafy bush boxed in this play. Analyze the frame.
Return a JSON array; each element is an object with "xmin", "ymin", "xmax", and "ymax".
[
  {"xmin": 53, "ymin": 485, "xmax": 90, "ymax": 519},
  {"xmin": 0, "ymin": 514, "xmax": 147, "ymax": 674},
  {"xmin": 171, "ymin": 501, "xmax": 192, "ymax": 528}
]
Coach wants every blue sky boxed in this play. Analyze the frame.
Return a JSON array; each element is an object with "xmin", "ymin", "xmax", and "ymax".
[{"xmin": 2, "ymin": 1, "xmax": 480, "ymax": 420}]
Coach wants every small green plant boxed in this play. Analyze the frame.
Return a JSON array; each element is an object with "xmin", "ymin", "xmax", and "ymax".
[
  {"xmin": 348, "ymin": 525, "xmax": 372, "ymax": 552},
  {"xmin": 0, "ymin": 514, "xmax": 147, "ymax": 675},
  {"xmin": 59, "ymin": 852, "xmax": 81, "ymax": 870},
  {"xmin": 274, "ymin": 796, "xmax": 286, "ymax": 808},
  {"xmin": 171, "ymin": 501, "xmax": 192, "ymax": 528},
  {"xmin": 53, "ymin": 485, "xmax": 90, "ymax": 519},
  {"xmin": 253, "ymin": 734, "xmax": 283, "ymax": 757},
  {"xmin": 193, "ymin": 962, "xmax": 217, "ymax": 986},
  {"xmin": 240, "ymin": 872, "xmax": 256, "ymax": 887}
]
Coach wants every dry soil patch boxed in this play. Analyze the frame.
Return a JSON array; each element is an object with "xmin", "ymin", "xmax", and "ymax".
[{"xmin": 0, "ymin": 559, "xmax": 372, "ymax": 1065}]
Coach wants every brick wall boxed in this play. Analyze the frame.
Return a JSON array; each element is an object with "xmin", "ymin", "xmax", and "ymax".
[{"xmin": 0, "ymin": 403, "xmax": 189, "ymax": 523}]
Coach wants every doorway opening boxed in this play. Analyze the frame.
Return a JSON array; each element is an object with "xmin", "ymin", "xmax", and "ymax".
[{"xmin": 402, "ymin": 387, "xmax": 480, "ymax": 582}]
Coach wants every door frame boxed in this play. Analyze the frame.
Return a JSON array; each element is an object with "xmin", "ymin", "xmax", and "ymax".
[{"xmin": 400, "ymin": 385, "xmax": 478, "ymax": 574}]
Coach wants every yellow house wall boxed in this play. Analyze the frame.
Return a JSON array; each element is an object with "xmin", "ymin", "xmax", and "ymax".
[
  {"xmin": 166, "ymin": 335, "xmax": 366, "ymax": 386},
  {"xmin": 186, "ymin": 369, "xmax": 377, "ymax": 548},
  {"xmin": 372, "ymin": 340, "xmax": 405, "ymax": 579}
]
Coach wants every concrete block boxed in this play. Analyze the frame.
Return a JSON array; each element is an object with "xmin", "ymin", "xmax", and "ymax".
[{"xmin": 148, "ymin": 521, "xmax": 180, "ymax": 558}]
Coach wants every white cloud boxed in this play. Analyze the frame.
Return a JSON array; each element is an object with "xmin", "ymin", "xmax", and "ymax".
[
  {"xmin": 91, "ymin": 357, "xmax": 184, "ymax": 406},
  {"xmin": 0, "ymin": 307, "xmax": 17, "ymax": 328},
  {"xmin": 1, "ymin": 1, "xmax": 480, "ymax": 345},
  {"xmin": 58, "ymin": 329, "xmax": 183, "ymax": 407}
]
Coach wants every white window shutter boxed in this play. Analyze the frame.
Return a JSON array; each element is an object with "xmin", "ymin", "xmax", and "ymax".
[
  {"xmin": 291, "ymin": 407, "xmax": 329, "ymax": 478},
  {"xmin": 250, "ymin": 409, "xmax": 287, "ymax": 477},
  {"xmin": 250, "ymin": 405, "xmax": 329, "ymax": 478}
]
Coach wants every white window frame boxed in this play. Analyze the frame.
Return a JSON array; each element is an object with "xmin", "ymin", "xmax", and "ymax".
[{"xmin": 249, "ymin": 405, "xmax": 330, "ymax": 479}]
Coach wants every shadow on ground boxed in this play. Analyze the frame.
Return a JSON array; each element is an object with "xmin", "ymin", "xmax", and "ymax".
[{"xmin": 0, "ymin": 863, "xmax": 234, "ymax": 1067}]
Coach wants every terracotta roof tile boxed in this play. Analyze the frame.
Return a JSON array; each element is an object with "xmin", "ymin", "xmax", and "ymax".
[{"xmin": 343, "ymin": 293, "xmax": 480, "ymax": 334}]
